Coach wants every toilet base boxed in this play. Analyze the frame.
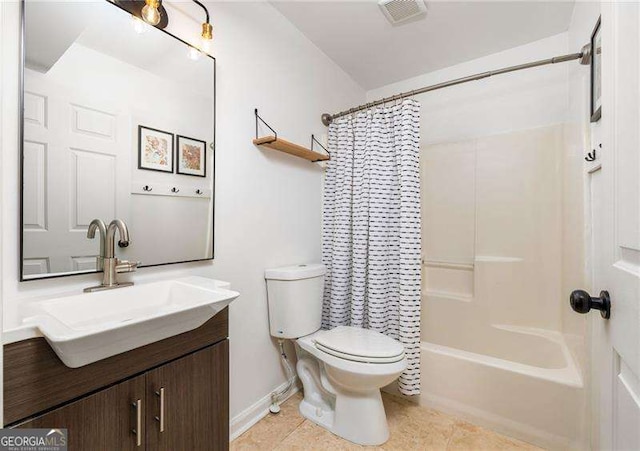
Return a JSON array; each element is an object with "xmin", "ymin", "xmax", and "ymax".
[
  {"xmin": 294, "ymin": 333, "xmax": 405, "ymax": 446},
  {"xmin": 296, "ymin": 354, "xmax": 392, "ymax": 446},
  {"xmin": 306, "ymin": 388, "xmax": 391, "ymax": 446},
  {"xmin": 299, "ymin": 398, "xmax": 335, "ymax": 431}
]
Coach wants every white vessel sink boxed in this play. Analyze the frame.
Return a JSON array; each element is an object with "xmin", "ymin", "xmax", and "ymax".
[{"xmin": 19, "ymin": 277, "xmax": 239, "ymax": 368}]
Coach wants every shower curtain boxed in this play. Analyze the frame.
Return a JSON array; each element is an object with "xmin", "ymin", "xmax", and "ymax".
[{"xmin": 322, "ymin": 99, "xmax": 422, "ymax": 395}]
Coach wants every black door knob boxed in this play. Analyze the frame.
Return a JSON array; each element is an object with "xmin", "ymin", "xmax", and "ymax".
[{"xmin": 570, "ymin": 290, "xmax": 611, "ymax": 319}]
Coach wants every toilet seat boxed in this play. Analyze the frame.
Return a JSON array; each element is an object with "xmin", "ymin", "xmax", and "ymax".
[
  {"xmin": 297, "ymin": 331, "xmax": 407, "ymax": 376},
  {"xmin": 315, "ymin": 342, "xmax": 405, "ymax": 363},
  {"xmin": 313, "ymin": 326, "xmax": 405, "ymax": 364}
]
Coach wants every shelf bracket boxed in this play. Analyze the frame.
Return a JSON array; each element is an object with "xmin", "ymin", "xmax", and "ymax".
[
  {"xmin": 255, "ymin": 108, "xmax": 277, "ymax": 143},
  {"xmin": 310, "ymin": 134, "xmax": 330, "ymax": 163}
]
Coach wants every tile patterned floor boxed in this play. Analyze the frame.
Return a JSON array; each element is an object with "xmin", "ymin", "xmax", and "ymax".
[{"xmin": 231, "ymin": 392, "xmax": 544, "ymax": 451}]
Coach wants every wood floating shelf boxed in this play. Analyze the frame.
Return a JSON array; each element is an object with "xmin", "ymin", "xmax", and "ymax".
[
  {"xmin": 253, "ymin": 109, "xmax": 330, "ymax": 163},
  {"xmin": 253, "ymin": 136, "xmax": 330, "ymax": 162}
]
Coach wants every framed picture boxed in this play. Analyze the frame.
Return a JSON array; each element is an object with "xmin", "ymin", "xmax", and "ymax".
[
  {"xmin": 176, "ymin": 135, "xmax": 207, "ymax": 177},
  {"xmin": 590, "ymin": 17, "xmax": 602, "ymax": 123},
  {"xmin": 138, "ymin": 125, "xmax": 174, "ymax": 173}
]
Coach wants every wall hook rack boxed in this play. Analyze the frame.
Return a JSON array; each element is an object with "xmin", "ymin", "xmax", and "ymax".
[
  {"xmin": 252, "ymin": 108, "xmax": 330, "ymax": 163},
  {"xmin": 133, "ymin": 183, "xmax": 211, "ymax": 199}
]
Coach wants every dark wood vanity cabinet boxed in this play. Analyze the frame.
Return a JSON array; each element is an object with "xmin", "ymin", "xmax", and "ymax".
[
  {"xmin": 4, "ymin": 309, "xmax": 230, "ymax": 451},
  {"xmin": 19, "ymin": 374, "xmax": 146, "ymax": 451},
  {"xmin": 146, "ymin": 341, "xmax": 229, "ymax": 450}
]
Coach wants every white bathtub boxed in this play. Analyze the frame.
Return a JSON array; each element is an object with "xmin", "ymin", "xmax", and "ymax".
[
  {"xmin": 419, "ymin": 326, "xmax": 586, "ymax": 450},
  {"xmin": 419, "ymin": 128, "xmax": 587, "ymax": 449}
]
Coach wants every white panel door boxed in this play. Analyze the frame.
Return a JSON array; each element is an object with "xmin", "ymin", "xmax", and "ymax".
[
  {"xmin": 22, "ymin": 71, "xmax": 130, "ymax": 276},
  {"xmin": 589, "ymin": 3, "xmax": 640, "ymax": 449}
]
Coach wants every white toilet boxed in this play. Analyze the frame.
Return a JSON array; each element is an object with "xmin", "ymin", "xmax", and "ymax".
[{"xmin": 265, "ymin": 263, "xmax": 407, "ymax": 446}]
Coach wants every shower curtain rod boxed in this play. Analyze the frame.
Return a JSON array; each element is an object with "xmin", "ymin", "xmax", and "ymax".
[{"xmin": 321, "ymin": 46, "xmax": 591, "ymax": 126}]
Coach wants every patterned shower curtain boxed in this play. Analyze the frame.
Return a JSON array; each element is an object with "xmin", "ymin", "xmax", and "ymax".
[{"xmin": 322, "ymin": 99, "xmax": 422, "ymax": 395}]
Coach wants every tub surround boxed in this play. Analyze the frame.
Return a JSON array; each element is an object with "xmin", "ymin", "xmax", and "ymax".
[
  {"xmin": 417, "ymin": 125, "xmax": 584, "ymax": 449},
  {"xmin": 366, "ymin": 35, "xmax": 590, "ymax": 449}
]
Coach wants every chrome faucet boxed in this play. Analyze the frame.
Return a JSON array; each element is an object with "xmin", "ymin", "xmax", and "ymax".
[{"xmin": 84, "ymin": 219, "xmax": 140, "ymax": 292}]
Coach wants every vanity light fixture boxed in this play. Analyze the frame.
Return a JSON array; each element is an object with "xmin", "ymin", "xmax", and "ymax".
[
  {"xmin": 141, "ymin": 0, "xmax": 162, "ymax": 26},
  {"xmin": 116, "ymin": 0, "xmax": 169, "ymax": 29},
  {"xmin": 192, "ymin": 0, "xmax": 213, "ymax": 51}
]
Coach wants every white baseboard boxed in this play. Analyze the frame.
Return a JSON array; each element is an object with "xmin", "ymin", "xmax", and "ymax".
[{"xmin": 230, "ymin": 378, "xmax": 301, "ymax": 441}]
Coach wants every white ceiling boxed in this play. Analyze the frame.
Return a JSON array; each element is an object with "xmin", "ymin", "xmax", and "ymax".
[{"xmin": 271, "ymin": 1, "xmax": 576, "ymax": 89}]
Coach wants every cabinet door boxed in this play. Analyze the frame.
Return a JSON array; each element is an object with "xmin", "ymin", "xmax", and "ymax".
[
  {"xmin": 17, "ymin": 375, "xmax": 146, "ymax": 451},
  {"xmin": 146, "ymin": 340, "xmax": 229, "ymax": 451}
]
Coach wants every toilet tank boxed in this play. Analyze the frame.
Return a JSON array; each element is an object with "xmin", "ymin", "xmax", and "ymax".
[{"xmin": 265, "ymin": 263, "xmax": 326, "ymax": 339}]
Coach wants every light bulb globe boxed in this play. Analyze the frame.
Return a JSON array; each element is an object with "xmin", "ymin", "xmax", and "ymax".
[
  {"xmin": 141, "ymin": 4, "xmax": 161, "ymax": 26},
  {"xmin": 200, "ymin": 38, "xmax": 212, "ymax": 53}
]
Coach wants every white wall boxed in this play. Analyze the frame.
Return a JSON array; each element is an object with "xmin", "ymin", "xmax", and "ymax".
[
  {"xmin": 0, "ymin": 0, "xmax": 364, "ymax": 429},
  {"xmin": 367, "ymin": 33, "xmax": 570, "ymax": 145}
]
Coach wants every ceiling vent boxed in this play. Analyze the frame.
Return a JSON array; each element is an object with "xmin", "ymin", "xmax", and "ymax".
[{"xmin": 378, "ymin": 0, "xmax": 427, "ymax": 25}]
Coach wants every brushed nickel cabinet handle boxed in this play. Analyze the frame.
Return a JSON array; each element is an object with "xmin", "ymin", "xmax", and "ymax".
[
  {"xmin": 155, "ymin": 388, "xmax": 165, "ymax": 432},
  {"xmin": 132, "ymin": 399, "xmax": 142, "ymax": 447}
]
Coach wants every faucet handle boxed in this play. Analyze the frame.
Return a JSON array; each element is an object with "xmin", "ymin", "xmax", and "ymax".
[{"xmin": 116, "ymin": 259, "xmax": 140, "ymax": 273}]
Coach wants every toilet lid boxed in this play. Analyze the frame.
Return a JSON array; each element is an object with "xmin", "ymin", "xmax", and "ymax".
[{"xmin": 314, "ymin": 326, "xmax": 405, "ymax": 363}]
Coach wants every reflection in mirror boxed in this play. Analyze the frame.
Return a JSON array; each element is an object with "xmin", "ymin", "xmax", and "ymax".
[{"xmin": 21, "ymin": 1, "xmax": 215, "ymax": 280}]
